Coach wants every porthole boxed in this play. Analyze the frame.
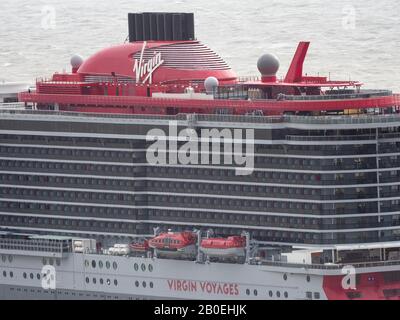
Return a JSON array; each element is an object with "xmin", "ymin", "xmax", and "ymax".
[
  {"xmin": 107, "ymin": 279, "xmax": 111, "ymax": 285},
  {"xmin": 134, "ymin": 263, "xmax": 139, "ymax": 271},
  {"xmin": 36, "ymin": 273, "xmax": 40, "ymax": 280},
  {"xmin": 142, "ymin": 281, "xmax": 146, "ymax": 288},
  {"xmin": 114, "ymin": 279, "xmax": 118, "ymax": 286},
  {"xmin": 148, "ymin": 264, "xmax": 153, "ymax": 272},
  {"xmin": 254, "ymin": 289, "xmax": 258, "ymax": 296},
  {"xmin": 99, "ymin": 261, "xmax": 103, "ymax": 269},
  {"xmin": 84, "ymin": 260, "xmax": 89, "ymax": 268},
  {"xmin": 113, "ymin": 262, "xmax": 117, "ymax": 270},
  {"xmin": 269, "ymin": 290, "xmax": 273, "ymax": 297},
  {"xmin": 283, "ymin": 273, "xmax": 288, "ymax": 281},
  {"xmin": 10, "ymin": 271, "xmax": 13, "ymax": 278},
  {"xmin": 150, "ymin": 282, "xmax": 154, "ymax": 289},
  {"xmin": 246, "ymin": 289, "xmax": 250, "ymax": 296},
  {"xmin": 93, "ymin": 278, "xmax": 96, "ymax": 284},
  {"xmin": 85, "ymin": 277, "xmax": 89, "ymax": 284},
  {"xmin": 106, "ymin": 261, "xmax": 110, "ymax": 269},
  {"xmin": 30, "ymin": 273, "xmax": 34, "ymax": 279},
  {"xmin": 135, "ymin": 281, "xmax": 139, "ymax": 287},
  {"xmin": 284, "ymin": 291, "xmax": 289, "ymax": 299},
  {"xmin": 3, "ymin": 271, "xmax": 6, "ymax": 277},
  {"xmin": 8, "ymin": 255, "xmax": 13, "ymax": 263},
  {"xmin": 100, "ymin": 278, "xmax": 104, "ymax": 285},
  {"xmin": 306, "ymin": 275, "xmax": 311, "ymax": 282},
  {"xmin": 141, "ymin": 263, "xmax": 146, "ymax": 271},
  {"xmin": 276, "ymin": 291, "xmax": 281, "ymax": 298},
  {"xmin": 92, "ymin": 260, "xmax": 96, "ymax": 268},
  {"xmin": 23, "ymin": 272, "xmax": 27, "ymax": 279}
]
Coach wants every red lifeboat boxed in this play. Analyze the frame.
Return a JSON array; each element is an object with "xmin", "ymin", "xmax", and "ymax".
[
  {"xmin": 149, "ymin": 231, "xmax": 197, "ymax": 258},
  {"xmin": 200, "ymin": 236, "xmax": 246, "ymax": 258},
  {"xmin": 129, "ymin": 238, "xmax": 149, "ymax": 252}
]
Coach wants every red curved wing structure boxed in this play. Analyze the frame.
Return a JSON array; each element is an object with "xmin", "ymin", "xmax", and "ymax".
[{"xmin": 77, "ymin": 41, "xmax": 237, "ymax": 85}]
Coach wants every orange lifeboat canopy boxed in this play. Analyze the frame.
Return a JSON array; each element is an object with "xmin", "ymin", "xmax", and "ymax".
[
  {"xmin": 149, "ymin": 231, "xmax": 197, "ymax": 250},
  {"xmin": 130, "ymin": 239, "xmax": 149, "ymax": 252},
  {"xmin": 200, "ymin": 236, "xmax": 246, "ymax": 249}
]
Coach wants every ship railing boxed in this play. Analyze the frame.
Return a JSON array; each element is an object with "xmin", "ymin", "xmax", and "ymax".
[
  {"xmin": 286, "ymin": 132, "xmax": 400, "ymax": 141},
  {"xmin": 0, "ymin": 109, "xmax": 285, "ymax": 124},
  {"xmin": 0, "ymin": 109, "xmax": 189, "ymax": 121},
  {"xmin": 285, "ymin": 113, "xmax": 400, "ymax": 125},
  {"xmin": 0, "ymin": 102, "xmax": 26, "ymax": 109},
  {"xmin": 256, "ymin": 258, "xmax": 400, "ymax": 270},
  {"xmin": 3, "ymin": 109, "xmax": 400, "ymax": 126},
  {"xmin": 281, "ymin": 89, "xmax": 393, "ymax": 101},
  {"xmin": 0, "ymin": 237, "xmax": 72, "ymax": 257},
  {"xmin": 237, "ymin": 76, "xmax": 262, "ymax": 83},
  {"xmin": 194, "ymin": 114, "xmax": 283, "ymax": 124},
  {"xmin": 286, "ymin": 133, "xmax": 376, "ymax": 141}
]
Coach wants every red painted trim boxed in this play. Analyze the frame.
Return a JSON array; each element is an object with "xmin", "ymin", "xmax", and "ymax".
[
  {"xmin": 19, "ymin": 92, "xmax": 400, "ymax": 114},
  {"xmin": 323, "ymin": 271, "xmax": 400, "ymax": 300},
  {"xmin": 284, "ymin": 42, "xmax": 310, "ymax": 83}
]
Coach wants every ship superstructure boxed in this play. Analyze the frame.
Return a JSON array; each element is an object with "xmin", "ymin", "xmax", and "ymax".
[{"xmin": 0, "ymin": 12, "xmax": 400, "ymax": 300}]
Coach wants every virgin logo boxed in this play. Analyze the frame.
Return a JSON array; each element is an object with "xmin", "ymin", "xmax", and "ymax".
[{"xmin": 133, "ymin": 41, "xmax": 164, "ymax": 84}]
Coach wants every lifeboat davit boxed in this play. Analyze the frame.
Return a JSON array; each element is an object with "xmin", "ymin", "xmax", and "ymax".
[
  {"xmin": 129, "ymin": 238, "xmax": 149, "ymax": 253},
  {"xmin": 200, "ymin": 236, "xmax": 246, "ymax": 258},
  {"xmin": 148, "ymin": 231, "xmax": 197, "ymax": 258}
]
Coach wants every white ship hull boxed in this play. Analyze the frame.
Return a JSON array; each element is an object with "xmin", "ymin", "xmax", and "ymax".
[
  {"xmin": 1, "ymin": 248, "xmax": 400, "ymax": 300},
  {"xmin": 0, "ymin": 251, "xmax": 326, "ymax": 300}
]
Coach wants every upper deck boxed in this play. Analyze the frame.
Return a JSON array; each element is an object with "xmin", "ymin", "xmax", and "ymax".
[{"xmin": 15, "ymin": 14, "xmax": 399, "ymax": 117}]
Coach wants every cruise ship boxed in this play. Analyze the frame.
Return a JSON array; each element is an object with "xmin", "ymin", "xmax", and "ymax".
[{"xmin": 0, "ymin": 12, "xmax": 400, "ymax": 300}]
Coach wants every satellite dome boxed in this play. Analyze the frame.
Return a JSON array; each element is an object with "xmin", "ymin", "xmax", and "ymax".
[
  {"xmin": 70, "ymin": 55, "xmax": 84, "ymax": 69},
  {"xmin": 204, "ymin": 76, "xmax": 219, "ymax": 93},
  {"xmin": 257, "ymin": 53, "xmax": 280, "ymax": 77}
]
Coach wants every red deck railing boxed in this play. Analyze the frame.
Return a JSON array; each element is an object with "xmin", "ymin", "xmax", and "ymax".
[{"xmin": 18, "ymin": 92, "xmax": 400, "ymax": 114}]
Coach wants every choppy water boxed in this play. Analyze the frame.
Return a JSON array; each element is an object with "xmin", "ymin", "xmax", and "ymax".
[{"xmin": 0, "ymin": 0, "xmax": 399, "ymax": 91}]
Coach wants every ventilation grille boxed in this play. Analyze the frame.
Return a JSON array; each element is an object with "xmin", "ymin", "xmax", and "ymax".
[
  {"xmin": 133, "ymin": 41, "xmax": 231, "ymax": 70},
  {"xmin": 83, "ymin": 75, "xmax": 135, "ymax": 83}
]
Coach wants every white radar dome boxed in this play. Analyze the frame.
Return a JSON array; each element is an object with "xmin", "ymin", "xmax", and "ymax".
[
  {"xmin": 204, "ymin": 76, "xmax": 219, "ymax": 94},
  {"xmin": 70, "ymin": 55, "xmax": 84, "ymax": 69},
  {"xmin": 257, "ymin": 53, "xmax": 280, "ymax": 77}
]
